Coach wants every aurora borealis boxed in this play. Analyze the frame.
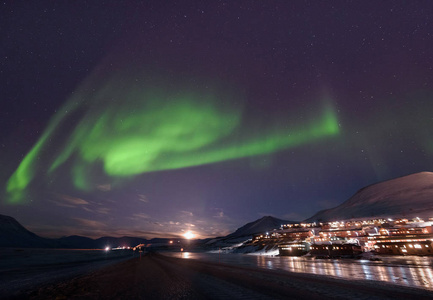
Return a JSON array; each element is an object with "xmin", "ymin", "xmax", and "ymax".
[
  {"xmin": 7, "ymin": 71, "xmax": 339, "ymax": 202},
  {"xmin": 2, "ymin": 1, "xmax": 433, "ymax": 239}
]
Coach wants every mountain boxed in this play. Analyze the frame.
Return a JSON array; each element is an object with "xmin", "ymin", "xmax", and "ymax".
[
  {"xmin": 0, "ymin": 214, "xmax": 56, "ymax": 248},
  {"xmin": 0, "ymin": 214, "xmax": 150, "ymax": 249},
  {"xmin": 227, "ymin": 216, "xmax": 295, "ymax": 238},
  {"xmin": 95, "ymin": 236, "xmax": 148, "ymax": 249},
  {"xmin": 57, "ymin": 235, "xmax": 97, "ymax": 249},
  {"xmin": 6, "ymin": 171, "xmax": 433, "ymax": 249},
  {"xmin": 202, "ymin": 216, "xmax": 296, "ymax": 249},
  {"xmin": 306, "ymin": 172, "xmax": 433, "ymax": 222},
  {"xmin": 0, "ymin": 213, "xmax": 172, "ymax": 249}
]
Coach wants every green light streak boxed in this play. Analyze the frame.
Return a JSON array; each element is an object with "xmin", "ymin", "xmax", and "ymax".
[
  {"xmin": 72, "ymin": 162, "xmax": 92, "ymax": 191},
  {"xmin": 6, "ymin": 100, "xmax": 81, "ymax": 204},
  {"xmin": 6, "ymin": 71, "xmax": 340, "ymax": 204},
  {"xmin": 148, "ymin": 105, "xmax": 339, "ymax": 171}
]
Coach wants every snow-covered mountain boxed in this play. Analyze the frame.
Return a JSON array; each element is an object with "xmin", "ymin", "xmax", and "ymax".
[
  {"xmin": 306, "ymin": 172, "xmax": 433, "ymax": 222},
  {"xmin": 227, "ymin": 216, "xmax": 294, "ymax": 238},
  {"xmin": 202, "ymin": 216, "xmax": 295, "ymax": 249}
]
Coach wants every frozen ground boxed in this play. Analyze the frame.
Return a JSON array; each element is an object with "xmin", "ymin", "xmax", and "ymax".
[
  {"xmin": 3, "ymin": 248, "xmax": 433, "ymax": 299},
  {"xmin": 23, "ymin": 252, "xmax": 433, "ymax": 299}
]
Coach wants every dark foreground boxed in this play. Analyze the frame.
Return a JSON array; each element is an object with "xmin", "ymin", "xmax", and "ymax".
[{"xmin": 14, "ymin": 253, "xmax": 433, "ymax": 299}]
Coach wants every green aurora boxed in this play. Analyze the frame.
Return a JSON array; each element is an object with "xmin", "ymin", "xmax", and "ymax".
[{"xmin": 6, "ymin": 74, "xmax": 340, "ymax": 204}]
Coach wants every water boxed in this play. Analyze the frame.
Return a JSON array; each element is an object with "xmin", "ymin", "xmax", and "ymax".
[
  {"xmin": 166, "ymin": 252, "xmax": 433, "ymax": 291},
  {"xmin": 0, "ymin": 248, "xmax": 135, "ymax": 297},
  {"xmin": 0, "ymin": 248, "xmax": 133, "ymax": 270}
]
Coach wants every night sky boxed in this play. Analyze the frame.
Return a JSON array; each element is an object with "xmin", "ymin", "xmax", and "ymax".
[{"xmin": 2, "ymin": 1, "xmax": 433, "ymax": 239}]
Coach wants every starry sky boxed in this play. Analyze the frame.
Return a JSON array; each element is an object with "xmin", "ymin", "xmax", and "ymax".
[{"xmin": 1, "ymin": 1, "xmax": 433, "ymax": 239}]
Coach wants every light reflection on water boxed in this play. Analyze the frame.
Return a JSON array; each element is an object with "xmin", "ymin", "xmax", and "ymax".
[{"xmin": 171, "ymin": 252, "xmax": 433, "ymax": 290}]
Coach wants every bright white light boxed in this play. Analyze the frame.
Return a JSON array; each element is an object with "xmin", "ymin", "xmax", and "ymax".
[
  {"xmin": 183, "ymin": 231, "xmax": 195, "ymax": 240},
  {"xmin": 105, "ymin": 246, "xmax": 110, "ymax": 251}
]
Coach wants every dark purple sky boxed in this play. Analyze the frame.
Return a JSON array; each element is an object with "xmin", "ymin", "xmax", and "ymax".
[{"xmin": 1, "ymin": 1, "xmax": 433, "ymax": 239}]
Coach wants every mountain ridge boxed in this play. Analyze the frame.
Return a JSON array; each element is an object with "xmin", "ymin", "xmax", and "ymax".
[
  {"xmin": 0, "ymin": 214, "xmax": 149, "ymax": 249},
  {"xmin": 0, "ymin": 214, "xmax": 296, "ymax": 249}
]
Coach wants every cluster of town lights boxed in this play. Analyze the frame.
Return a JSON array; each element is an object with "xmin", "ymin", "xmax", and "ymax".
[{"xmin": 256, "ymin": 216, "xmax": 433, "ymax": 256}]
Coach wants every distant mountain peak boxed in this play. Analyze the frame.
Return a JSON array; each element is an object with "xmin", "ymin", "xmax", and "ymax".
[{"xmin": 228, "ymin": 215, "xmax": 295, "ymax": 238}]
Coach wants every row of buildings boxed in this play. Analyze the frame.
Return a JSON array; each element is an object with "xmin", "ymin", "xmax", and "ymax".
[{"xmin": 253, "ymin": 217, "xmax": 433, "ymax": 256}]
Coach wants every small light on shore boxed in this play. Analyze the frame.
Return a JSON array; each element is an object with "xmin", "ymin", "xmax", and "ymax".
[{"xmin": 105, "ymin": 246, "xmax": 110, "ymax": 251}]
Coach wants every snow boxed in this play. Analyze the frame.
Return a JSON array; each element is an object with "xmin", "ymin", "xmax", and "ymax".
[{"xmin": 306, "ymin": 172, "xmax": 433, "ymax": 222}]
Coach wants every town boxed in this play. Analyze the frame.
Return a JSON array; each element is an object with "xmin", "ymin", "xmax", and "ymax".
[{"xmin": 252, "ymin": 217, "xmax": 433, "ymax": 257}]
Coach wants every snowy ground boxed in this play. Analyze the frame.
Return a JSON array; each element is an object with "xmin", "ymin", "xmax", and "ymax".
[
  {"xmin": 2, "ymin": 248, "xmax": 433, "ymax": 299},
  {"xmin": 22, "ymin": 252, "xmax": 433, "ymax": 299}
]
